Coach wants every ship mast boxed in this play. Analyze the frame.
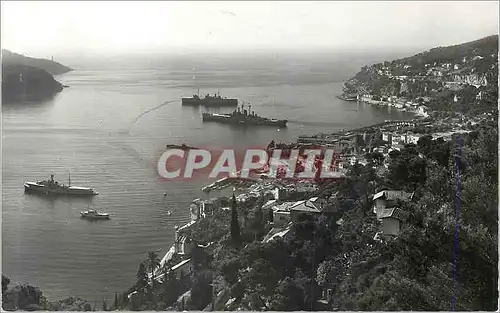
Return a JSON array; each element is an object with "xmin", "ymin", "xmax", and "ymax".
[{"xmin": 68, "ymin": 173, "xmax": 71, "ymax": 187}]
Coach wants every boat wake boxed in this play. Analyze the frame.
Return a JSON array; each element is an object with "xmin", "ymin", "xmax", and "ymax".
[{"xmin": 131, "ymin": 99, "xmax": 178, "ymax": 127}]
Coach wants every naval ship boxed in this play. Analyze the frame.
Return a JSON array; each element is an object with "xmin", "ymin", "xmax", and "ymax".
[
  {"xmin": 182, "ymin": 91, "xmax": 238, "ymax": 107},
  {"xmin": 24, "ymin": 174, "xmax": 98, "ymax": 196},
  {"xmin": 202, "ymin": 103, "xmax": 287, "ymax": 127}
]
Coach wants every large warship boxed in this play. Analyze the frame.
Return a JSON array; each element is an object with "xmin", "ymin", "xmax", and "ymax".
[
  {"xmin": 182, "ymin": 91, "xmax": 238, "ymax": 107},
  {"xmin": 24, "ymin": 174, "xmax": 98, "ymax": 196},
  {"xmin": 202, "ymin": 103, "xmax": 287, "ymax": 127}
]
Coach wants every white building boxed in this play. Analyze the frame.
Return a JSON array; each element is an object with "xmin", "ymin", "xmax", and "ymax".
[{"xmin": 407, "ymin": 134, "xmax": 421, "ymax": 145}]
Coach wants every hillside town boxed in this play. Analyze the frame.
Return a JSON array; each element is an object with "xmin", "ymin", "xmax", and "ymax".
[
  {"xmin": 1, "ymin": 21, "xmax": 497, "ymax": 313},
  {"xmin": 118, "ymin": 35, "xmax": 498, "ymax": 311},
  {"xmin": 340, "ymin": 35, "xmax": 498, "ymax": 119}
]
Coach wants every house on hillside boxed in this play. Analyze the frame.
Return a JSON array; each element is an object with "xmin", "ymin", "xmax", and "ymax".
[
  {"xmin": 372, "ymin": 190, "xmax": 413, "ymax": 236},
  {"xmin": 262, "ymin": 222, "xmax": 293, "ymax": 243},
  {"xmin": 377, "ymin": 207, "xmax": 406, "ymax": 236},
  {"xmin": 270, "ymin": 202, "xmax": 295, "ymax": 226},
  {"xmin": 268, "ymin": 197, "xmax": 325, "ymax": 226},
  {"xmin": 372, "ymin": 190, "xmax": 413, "ymax": 217},
  {"xmin": 290, "ymin": 197, "xmax": 322, "ymax": 221}
]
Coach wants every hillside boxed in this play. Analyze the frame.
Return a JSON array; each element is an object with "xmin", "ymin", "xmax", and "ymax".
[
  {"xmin": 2, "ymin": 64, "xmax": 64, "ymax": 103},
  {"xmin": 341, "ymin": 35, "xmax": 498, "ymax": 116},
  {"xmin": 2, "ymin": 49, "xmax": 72, "ymax": 75}
]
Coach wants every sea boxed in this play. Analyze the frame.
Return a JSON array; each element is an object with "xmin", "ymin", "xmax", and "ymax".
[{"xmin": 2, "ymin": 51, "xmax": 415, "ymax": 303}]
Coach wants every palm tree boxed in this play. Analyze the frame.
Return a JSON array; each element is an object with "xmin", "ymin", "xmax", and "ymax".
[{"xmin": 146, "ymin": 251, "xmax": 161, "ymax": 283}]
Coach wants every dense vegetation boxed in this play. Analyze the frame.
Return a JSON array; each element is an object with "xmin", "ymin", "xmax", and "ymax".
[
  {"xmin": 106, "ymin": 112, "xmax": 497, "ymax": 311},
  {"xmin": 2, "ymin": 64, "xmax": 64, "ymax": 103}
]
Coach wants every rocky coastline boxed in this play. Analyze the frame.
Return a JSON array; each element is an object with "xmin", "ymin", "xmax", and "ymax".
[{"xmin": 1, "ymin": 50, "xmax": 71, "ymax": 104}]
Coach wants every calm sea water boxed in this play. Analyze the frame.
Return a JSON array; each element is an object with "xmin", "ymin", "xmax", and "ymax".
[{"xmin": 2, "ymin": 54, "xmax": 414, "ymax": 303}]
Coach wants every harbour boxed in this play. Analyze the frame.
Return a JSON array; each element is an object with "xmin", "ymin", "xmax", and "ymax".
[{"xmin": 1, "ymin": 64, "xmax": 414, "ymax": 303}]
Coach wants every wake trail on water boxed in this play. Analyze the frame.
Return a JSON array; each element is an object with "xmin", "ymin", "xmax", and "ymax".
[
  {"xmin": 130, "ymin": 99, "xmax": 178, "ymax": 128},
  {"xmin": 110, "ymin": 99, "xmax": 177, "ymax": 165}
]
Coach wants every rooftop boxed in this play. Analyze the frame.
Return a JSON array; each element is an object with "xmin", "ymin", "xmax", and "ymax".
[
  {"xmin": 373, "ymin": 190, "xmax": 413, "ymax": 201},
  {"xmin": 378, "ymin": 207, "xmax": 406, "ymax": 221}
]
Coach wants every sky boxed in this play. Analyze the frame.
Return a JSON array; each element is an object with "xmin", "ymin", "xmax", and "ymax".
[{"xmin": 1, "ymin": 1, "xmax": 498, "ymax": 58}]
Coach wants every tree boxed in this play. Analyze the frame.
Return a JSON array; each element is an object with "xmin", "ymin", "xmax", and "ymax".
[
  {"xmin": 269, "ymin": 277, "xmax": 305, "ymax": 310},
  {"xmin": 113, "ymin": 293, "xmax": 119, "ymax": 309},
  {"xmin": 230, "ymin": 193, "xmax": 241, "ymax": 244},
  {"xmin": 189, "ymin": 270, "xmax": 213, "ymax": 310},
  {"xmin": 316, "ymin": 260, "xmax": 338, "ymax": 288},
  {"xmin": 136, "ymin": 262, "xmax": 148, "ymax": 289},
  {"xmin": 250, "ymin": 205, "xmax": 265, "ymax": 241},
  {"xmin": 2, "ymin": 274, "xmax": 10, "ymax": 297},
  {"xmin": 146, "ymin": 251, "xmax": 161, "ymax": 283}
]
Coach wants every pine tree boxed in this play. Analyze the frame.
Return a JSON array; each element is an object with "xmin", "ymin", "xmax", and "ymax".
[{"xmin": 230, "ymin": 193, "xmax": 240, "ymax": 243}]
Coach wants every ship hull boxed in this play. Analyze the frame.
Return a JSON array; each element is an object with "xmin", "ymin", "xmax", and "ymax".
[
  {"xmin": 202, "ymin": 113, "xmax": 287, "ymax": 128},
  {"xmin": 182, "ymin": 98, "xmax": 238, "ymax": 107},
  {"xmin": 166, "ymin": 144, "xmax": 198, "ymax": 150},
  {"xmin": 24, "ymin": 182, "xmax": 98, "ymax": 196},
  {"xmin": 80, "ymin": 214, "xmax": 110, "ymax": 220}
]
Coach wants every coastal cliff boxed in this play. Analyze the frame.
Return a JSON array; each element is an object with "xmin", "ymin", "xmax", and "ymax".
[
  {"xmin": 2, "ymin": 64, "xmax": 64, "ymax": 103},
  {"xmin": 2, "ymin": 49, "xmax": 72, "ymax": 75}
]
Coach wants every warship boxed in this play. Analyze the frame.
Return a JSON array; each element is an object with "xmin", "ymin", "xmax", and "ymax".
[
  {"xmin": 202, "ymin": 103, "xmax": 287, "ymax": 127},
  {"xmin": 182, "ymin": 90, "xmax": 238, "ymax": 107},
  {"xmin": 24, "ymin": 174, "xmax": 98, "ymax": 196}
]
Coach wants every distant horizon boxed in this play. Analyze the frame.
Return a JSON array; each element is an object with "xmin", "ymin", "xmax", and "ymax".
[
  {"xmin": 3, "ymin": 33, "xmax": 497, "ymax": 73},
  {"xmin": 3, "ymin": 33, "xmax": 498, "ymax": 63},
  {"xmin": 2, "ymin": 1, "xmax": 497, "ymax": 58}
]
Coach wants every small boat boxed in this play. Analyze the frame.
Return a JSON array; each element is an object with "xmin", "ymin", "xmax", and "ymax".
[
  {"xmin": 166, "ymin": 211, "xmax": 172, "ymax": 216},
  {"xmin": 80, "ymin": 209, "xmax": 110, "ymax": 220},
  {"xmin": 166, "ymin": 144, "xmax": 198, "ymax": 150}
]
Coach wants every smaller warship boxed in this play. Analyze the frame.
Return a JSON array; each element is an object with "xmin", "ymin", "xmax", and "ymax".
[{"xmin": 182, "ymin": 90, "xmax": 238, "ymax": 107}]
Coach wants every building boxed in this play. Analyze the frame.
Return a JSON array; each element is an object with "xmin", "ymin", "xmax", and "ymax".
[
  {"xmin": 262, "ymin": 222, "xmax": 293, "ymax": 243},
  {"xmin": 269, "ymin": 197, "xmax": 323, "ymax": 225},
  {"xmin": 377, "ymin": 207, "xmax": 406, "ymax": 236},
  {"xmin": 372, "ymin": 190, "xmax": 413, "ymax": 217},
  {"xmin": 407, "ymin": 134, "xmax": 421, "ymax": 145},
  {"xmin": 271, "ymin": 202, "xmax": 295, "ymax": 226},
  {"xmin": 290, "ymin": 197, "xmax": 322, "ymax": 221},
  {"xmin": 382, "ymin": 132, "xmax": 393, "ymax": 143}
]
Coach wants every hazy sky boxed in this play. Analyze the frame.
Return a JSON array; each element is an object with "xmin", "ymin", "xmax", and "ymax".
[{"xmin": 1, "ymin": 1, "xmax": 498, "ymax": 58}]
